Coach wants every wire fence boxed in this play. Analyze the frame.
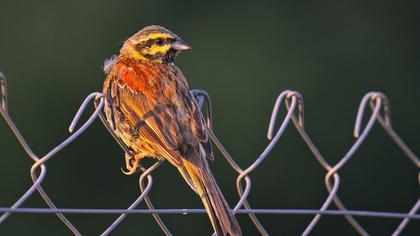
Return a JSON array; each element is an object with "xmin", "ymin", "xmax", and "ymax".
[{"xmin": 0, "ymin": 70, "xmax": 419, "ymax": 236}]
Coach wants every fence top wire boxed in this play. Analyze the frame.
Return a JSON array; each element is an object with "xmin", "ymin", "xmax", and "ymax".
[{"xmin": 0, "ymin": 71, "xmax": 419, "ymax": 236}]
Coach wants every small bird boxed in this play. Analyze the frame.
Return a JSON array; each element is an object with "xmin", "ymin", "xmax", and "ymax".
[{"xmin": 103, "ymin": 25, "xmax": 242, "ymax": 236}]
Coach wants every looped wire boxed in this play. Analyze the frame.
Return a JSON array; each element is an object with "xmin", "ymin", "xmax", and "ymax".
[
  {"xmin": 354, "ymin": 92, "xmax": 389, "ymax": 138},
  {"xmin": 284, "ymin": 90, "xmax": 305, "ymax": 130},
  {"xmin": 306, "ymin": 92, "xmax": 385, "ymax": 236},
  {"xmin": 370, "ymin": 93, "xmax": 392, "ymax": 128},
  {"xmin": 193, "ymin": 90, "xmax": 269, "ymax": 235},
  {"xmin": 191, "ymin": 89, "xmax": 213, "ymax": 129},
  {"xmin": 354, "ymin": 93, "xmax": 420, "ymax": 236},
  {"xmin": 0, "ymin": 89, "xmax": 108, "ymax": 235},
  {"xmin": 209, "ymin": 90, "xmax": 300, "ymax": 236}
]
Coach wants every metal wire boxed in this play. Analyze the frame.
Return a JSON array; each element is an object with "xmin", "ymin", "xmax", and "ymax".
[{"xmin": 0, "ymin": 71, "xmax": 419, "ymax": 235}]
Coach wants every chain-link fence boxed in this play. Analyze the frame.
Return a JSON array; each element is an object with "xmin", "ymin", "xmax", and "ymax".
[{"xmin": 0, "ymin": 71, "xmax": 419, "ymax": 236}]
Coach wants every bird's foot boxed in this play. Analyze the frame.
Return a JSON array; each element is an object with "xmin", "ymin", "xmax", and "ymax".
[{"xmin": 121, "ymin": 153, "xmax": 141, "ymax": 175}]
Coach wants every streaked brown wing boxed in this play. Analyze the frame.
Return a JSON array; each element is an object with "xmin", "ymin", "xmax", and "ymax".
[
  {"xmin": 104, "ymin": 61, "xmax": 211, "ymax": 165},
  {"xmin": 181, "ymin": 88, "xmax": 214, "ymax": 160},
  {"xmin": 168, "ymin": 66, "xmax": 214, "ymax": 159}
]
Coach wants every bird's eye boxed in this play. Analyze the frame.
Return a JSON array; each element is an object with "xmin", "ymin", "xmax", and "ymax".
[{"xmin": 155, "ymin": 38, "xmax": 164, "ymax": 45}]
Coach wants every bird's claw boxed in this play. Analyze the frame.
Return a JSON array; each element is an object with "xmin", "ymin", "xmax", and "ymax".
[
  {"xmin": 121, "ymin": 153, "xmax": 141, "ymax": 175},
  {"xmin": 121, "ymin": 167, "xmax": 138, "ymax": 175}
]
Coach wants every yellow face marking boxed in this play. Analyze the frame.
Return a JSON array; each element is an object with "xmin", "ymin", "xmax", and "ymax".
[
  {"xmin": 129, "ymin": 44, "xmax": 172, "ymax": 62},
  {"xmin": 126, "ymin": 33, "xmax": 176, "ymax": 62},
  {"xmin": 146, "ymin": 44, "xmax": 171, "ymax": 54},
  {"xmin": 129, "ymin": 51, "xmax": 148, "ymax": 61}
]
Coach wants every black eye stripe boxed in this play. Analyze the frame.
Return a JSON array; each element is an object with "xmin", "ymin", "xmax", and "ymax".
[
  {"xmin": 147, "ymin": 37, "xmax": 176, "ymax": 46},
  {"xmin": 135, "ymin": 40, "xmax": 152, "ymax": 51},
  {"xmin": 135, "ymin": 42, "xmax": 145, "ymax": 51},
  {"xmin": 134, "ymin": 37, "xmax": 178, "ymax": 54}
]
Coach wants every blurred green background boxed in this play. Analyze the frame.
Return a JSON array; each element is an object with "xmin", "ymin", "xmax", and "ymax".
[{"xmin": 0, "ymin": 0, "xmax": 419, "ymax": 235}]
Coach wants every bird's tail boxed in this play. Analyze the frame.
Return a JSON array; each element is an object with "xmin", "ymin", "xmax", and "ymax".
[{"xmin": 178, "ymin": 155, "xmax": 242, "ymax": 236}]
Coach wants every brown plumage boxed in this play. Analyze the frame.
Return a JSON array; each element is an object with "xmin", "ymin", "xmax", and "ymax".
[{"xmin": 103, "ymin": 25, "xmax": 242, "ymax": 236}]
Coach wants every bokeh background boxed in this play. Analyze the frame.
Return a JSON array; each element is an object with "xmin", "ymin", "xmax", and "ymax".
[{"xmin": 0, "ymin": 0, "xmax": 419, "ymax": 235}]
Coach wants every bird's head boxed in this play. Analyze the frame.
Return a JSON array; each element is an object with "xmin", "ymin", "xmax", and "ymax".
[{"xmin": 120, "ymin": 25, "xmax": 191, "ymax": 63}]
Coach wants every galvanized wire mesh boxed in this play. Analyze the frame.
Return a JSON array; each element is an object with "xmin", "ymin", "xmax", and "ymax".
[{"xmin": 0, "ymin": 71, "xmax": 419, "ymax": 236}]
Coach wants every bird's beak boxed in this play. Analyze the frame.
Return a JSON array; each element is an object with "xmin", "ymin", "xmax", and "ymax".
[{"xmin": 172, "ymin": 40, "xmax": 191, "ymax": 51}]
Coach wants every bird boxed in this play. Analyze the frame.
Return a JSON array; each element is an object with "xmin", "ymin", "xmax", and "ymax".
[{"xmin": 102, "ymin": 25, "xmax": 242, "ymax": 236}]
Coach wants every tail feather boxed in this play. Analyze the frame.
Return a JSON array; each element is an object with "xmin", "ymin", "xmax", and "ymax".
[{"xmin": 179, "ymin": 157, "xmax": 242, "ymax": 236}]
